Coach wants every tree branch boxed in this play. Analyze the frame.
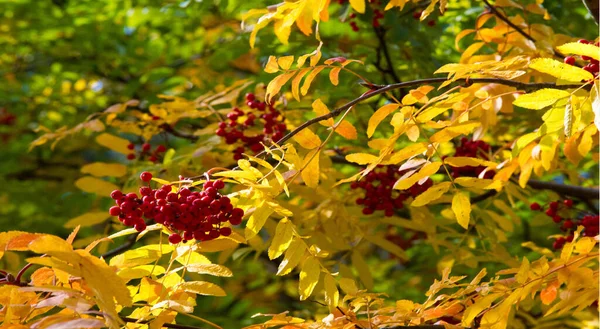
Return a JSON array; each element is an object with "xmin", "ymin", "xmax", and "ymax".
[
  {"xmin": 581, "ymin": 0, "xmax": 599, "ymax": 24},
  {"xmin": 481, "ymin": 0, "xmax": 535, "ymax": 42},
  {"xmin": 275, "ymin": 77, "xmax": 585, "ymax": 147},
  {"xmin": 101, "ymin": 233, "xmax": 139, "ymax": 259},
  {"xmin": 527, "ymin": 179, "xmax": 599, "ymax": 200}
]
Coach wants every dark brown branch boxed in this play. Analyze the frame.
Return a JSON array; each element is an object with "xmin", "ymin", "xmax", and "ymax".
[
  {"xmin": 101, "ymin": 233, "xmax": 139, "ymax": 259},
  {"xmin": 274, "ymin": 77, "xmax": 585, "ymax": 149},
  {"xmin": 160, "ymin": 124, "xmax": 199, "ymax": 141},
  {"xmin": 528, "ymin": 179, "xmax": 599, "ymax": 200},
  {"xmin": 481, "ymin": 0, "xmax": 535, "ymax": 42},
  {"xmin": 121, "ymin": 317, "xmax": 206, "ymax": 329}
]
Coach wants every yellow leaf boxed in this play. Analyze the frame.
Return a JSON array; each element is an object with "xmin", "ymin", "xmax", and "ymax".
[
  {"xmin": 429, "ymin": 122, "xmax": 480, "ymax": 143},
  {"xmin": 329, "ymin": 67, "xmax": 342, "ymax": 86},
  {"xmin": 515, "ymin": 257, "xmax": 530, "ymax": 284},
  {"xmin": 266, "ymin": 71, "xmax": 297, "ymax": 102},
  {"xmin": 301, "ymin": 149, "xmax": 320, "ymax": 188},
  {"xmin": 452, "ymin": 192, "xmax": 471, "ymax": 229},
  {"xmin": 109, "ymin": 248, "xmax": 161, "ymax": 268},
  {"xmin": 178, "ymin": 281, "xmax": 226, "ymax": 296},
  {"xmin": 265, "ymin": 56, "xmax": 279, "ymax": 73},
  {"xmin": 268, "ymin": 218, "xmax": 295, "ymax": 260},
  {"xmin": 368, "ymin": 103, "xmax": 400, "ymax": 137},
  {"xmin": 394, "ymin": 162, "xmax": 442, "ymax": 190},
  {"xmin": 339, "ymin": 278, "xmax": 358, "ymax": 294},
  {"xmin": 185, "ymin": 264, "xmax": 233, "ymax": 277},
  {"xmin": 557, "ymin": 42, "xmax": 600, "ymax": 61},
  {"xmin": 461, "ymin": 293, "xmax": 502, "ymax": 326},
  {"xmin": 301, "ymin": 66, "xmax": 325, "ymax": 96},
  {"xmin": 529, "ymin": 58, "xmax": 593, "ymax": 82},
  {"xmin": 64, "ymin": 212, "xmax": 111, "ymax": 228},
  {"xmin": 312, "ymin": 99, "xmax": 334, "ymax": 126},
  {"xmin": 416, "ymin": 106, "xmax": 450, "ymax": 123},
  {"xmin": 513, "ymin": 89, "xmax": 570, "ymax": 110},
  {"xmin": 444, "ymin": 157, "xmax": 496, "ymax": 168},
  {"xmin": 80, "ymin": 162, "xmax": 127, "ymax": 177},
  {"xmin": 335, "ymin": 120, "xmax": 357, "ymax": 139},
  {"xmin": 345, "ymin": 153, "xmax": 378, "ymax": 165},
  {"xmin": 388, "ymin": 143, "xmax": 428, "ymax": 164},
  {"xmin": 95, "ymin": 133, "xmax": 131, "ymax": 155},
  {"xmin": 291, "ymin": 67, "xmax": 311, "ymax": 101},
  {"xmin": 348, "ymin": 0, "xmax": 365, "ymax": 13},
  {"xmin": 324, "ymin": 274, "xmax": 339, "ymax": 310},
  {"xmin": 293, "ymin": 128, "xmax": 321, "ymax": 149},
  {"xmin": 411, "ymin": 182, "xmax": 452, "ymax": 207},
  {"xmin": 277, "ymin": 55, "xmax": 294, "ymax": 70},
  {"xmin": 245, "ymin": 201, "xmax": 275, "ymax": 240},
  {"xmin": 277, "ymin": 238, "xmax": 306, "ymax": 275},
  {"xmin": 196, "ymin": 238, "xmax": 240, "ymax": 252},
  {"xmin": 299, "ymin": 256, "xmax": 320, "ymax": 300},
  {"xmin": 351, "ymin": 251, "xmax": 373, "ymax": 290},
  {"xmin": 75, "ymin": 176, "xmax": 119, "ymax": 197}
]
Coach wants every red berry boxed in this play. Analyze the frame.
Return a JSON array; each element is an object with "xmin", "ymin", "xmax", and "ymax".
[
  {"xmin": 109, "ymin": 206, "xmax": 121, "ymax": 216},
  {"xmin": 564, "ymin": 56, "xmax": 576, "ymax": 65},
  {"xmin": 245, "ymin": 93, "xmax": 255, "ymax": 101},
  {"xmin": 111, "ymin": 190, "xmax": 123, "ymax": 200},
  {"xmin": 220, "ymin": 227, "xmax": 232, "ymax": 236},
  {"xmin": 142, "ymin": 143, "xmax": 151, "ymax": 152},
  {"xmin": 552, "ymin": 215, "xmax": 562, "ymax": 223},
  {"xmin": 156, "ymin": 145, "xmax": 167, "ymax": 153},
  {"xmin": 577, "ymin": 39, "xmax": 590, "ymax": 44},
  {"xmin": 427, "ymin": 20, "xmax": 435, "ymax": 27},
  {"xmin": 135, "ymin": 222, "xmax": 147, "ymax": 232},
  {"xmin": 140, "ymin": 172, "xmax": 153, "ymax": 182},
  {"xmin": 530, "ymin": 202, "xmax": 541, "ymax": 211},
  {"xmin": 127, "ymin": 154, "xmax": 136, "ymax": 160},
  {"xmin": 563, "ymin": 199, "xmax": 573, "ymax": 207},
  {"xmin": 139, "ymin": 186, "xmax": 152, "ymax": 196},
  {"xmin": 168, "ymin": 233, "xmax": 182, "ymax": 244},
  {"xmin": 229, "ymin": 216, "xmax": 242, "ymax": 225},
  {"xmin": 127, "ymin": 143, "xmax": 135, "ymax": 150},
  {"xmin": 213, "ymin": 180, "xmax": 225, "ymax": 190},
  {"xmin": 549, "ymin": 201, "xmax": 559, "ymax": 210},
  {"xmin": 545, "ymin": 208, "xmax": 556, "ymax": 217},
  {"xmin": 563, "ymin": 220, "xmax": 574, "ymax": 229}
]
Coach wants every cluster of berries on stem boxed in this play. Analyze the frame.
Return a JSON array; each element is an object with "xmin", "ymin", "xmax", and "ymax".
[
  {"xmin": 446, "ymin": 138, "xmax": 494, "ymax": 179},
  {"xmin": 126, "ymin": 143, "xmax": 167, "ymax": 163},
  {"xmin": 216, "ymin": 93, "xmax": 287, "ymax": 161},
  {"xmin": 563, "ymin": 39, "xmax": 599, "ymax": 78},
  {"xmin": 351, "ymin": 165, "xmax": 433, "ymax": 216},
  {"xmin": 109, "ymin": 171, "xmax": 244, "ymax": 244},
  {"xmin": 530, "ymin": 199, "xmax": 599, "ymax": 249}
]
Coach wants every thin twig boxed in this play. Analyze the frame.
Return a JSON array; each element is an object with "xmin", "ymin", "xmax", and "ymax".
[
  {"xmin": 101, "ymin": 233, "xmax": 139, "ymax": 258},
  {"xmin": 481, "ymin": 0, "xmax": 534, "ymax": 42}
]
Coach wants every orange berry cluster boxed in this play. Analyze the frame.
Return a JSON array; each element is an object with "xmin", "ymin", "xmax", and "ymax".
[{"xmin": 109, "ymin": 172, "xmax": 244, "ymax": 244}]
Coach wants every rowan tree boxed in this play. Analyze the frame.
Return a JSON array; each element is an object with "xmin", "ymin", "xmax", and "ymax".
[{"xmin": 0, "ymin": 0, "xmax": 598, "ymax": 328}]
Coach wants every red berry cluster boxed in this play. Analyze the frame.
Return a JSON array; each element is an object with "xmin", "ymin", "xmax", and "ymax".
[
  {"xmin": 0, "ymin": 108, "xmax": 15, "ymax": 126},
  {"xmin": 530, "ymin": 200, "xmax": 599, "ymax": 249},
  {"xmin": 108, "ymin": 172, "xmax": 244, "ymax": 244},
  {"xmin": 385, "ymin": 227, "xmax": 426, "ymax": 255},
  {"xmin": 564, "ymin": 39, "xmax": 599, "ymax": 78},
  {"xmin": 412, "ymin": 10, "xmax": 436, "ymax": 26},
  {"xmin": 216, "ymin": 93, "xmax": 287, "ymax": 161},
  {"xmin": 337, "ymin": 0, "xmax": 384, "ymax": 31},
  {"xmin": 351, "ymin": 165, "xmax": 433, "ymax": 216},
  {"xmin": 447, "ymin": 138, "xmax": 494, "ymax": 179},
  {"xmin": 126, "ymin": 143, "xmax": 167, "ymax": 162}
]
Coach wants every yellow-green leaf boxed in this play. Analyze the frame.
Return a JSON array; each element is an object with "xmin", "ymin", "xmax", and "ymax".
[
  {"xmin": 515, "ymin": 257, "xmax": 530, "ymax": 284},
  {"xmin": 351, "ymin": 251, "xmax": 373, "ymax": 290},
  {"xmin": 444, "ymin": 157, "xmax": 496, "ymax": 168},
  {"xmin": 339, "ymin": 278, "xmax": 358, "ymax": 294},
  {"xmin": 299, "ymin": 256, "xmax": 320, "ymax": 300},
  {"xmin": 529, "ymin": 58, "xmax": 593, "ymax": 82},
  {"xmin": 324, "ymin": 274, "xmax": 339, "ymax": 310},
  {"xmin": 452, "ymin": 191, "xmax": 471, "ymax": 229},
  {"xmin": 80, "ymin": 162, "xmax": 127, "ymax": 177},
  {"xmin": 178, "ymin": 281, "xmax": 226, "ymax": 296},
  {"xmin": 557, "ymin": 42, "xmax": 600, "ymax": 61},
  {"xmin": 245, "ymin": 201, "xmax": 274, "ymax": 240},
  {"xmin": 368, "ymin": 103, "xmax": 400, "ymax": 137},
  {"xmin": 268, "ymin": 218, "xmax": 294, "ymax": 260},
  {"xmin": 75, "ymin": 176, "xmax": 119, "ymax": 197},
  {"xmin": 96, "ymin": 133, "xmax": 131, "ymax": 155},
  {"xmin": 277, "ymin": 238, "xmax": 306, "ymax": 276},
  {"xmin": 513, "ymin": 89, "xmax": 570, "ymax": 110},
  {"xmin": 462, "ymin": 293, "xmax": 502, "ymax": 327},
  {"xmin": 64, "ymin": 212, "xmax": 111, "ymax": 228},
  {"xmin": 411, "ymin": 182, "xmax": 452, "ymax": 207},
  {"xmin": 185, "ymin": 264, "xmax": 233, "ymax": 277},
  {"xmin": 429, "ymin": 122, "xmax": 480, "ymax": 143}
]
